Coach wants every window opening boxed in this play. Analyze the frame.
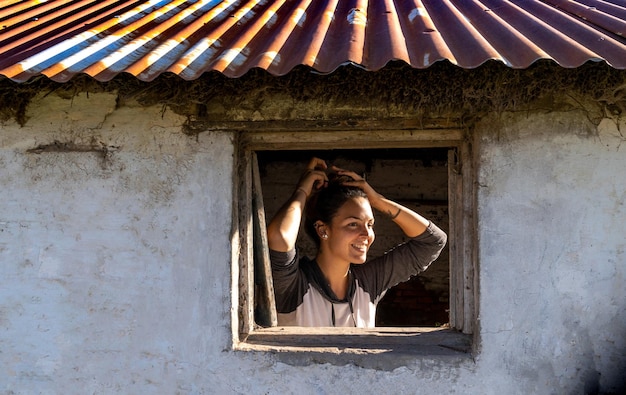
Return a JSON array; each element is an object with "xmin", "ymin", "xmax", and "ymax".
[
  {"xmin": 235, "ymin": 129, "xmax": 476, "ymax": 354},
  {"xmin": 256, "ymin": 148, "xmax": 450, "ymax": 328}
]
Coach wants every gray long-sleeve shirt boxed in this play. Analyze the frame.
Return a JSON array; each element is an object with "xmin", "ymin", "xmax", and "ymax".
[{"xmin": 270, "ymin": 222, "xmax": 447, "ymax": 327}]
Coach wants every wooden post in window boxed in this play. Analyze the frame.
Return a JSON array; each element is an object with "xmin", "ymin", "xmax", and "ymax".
[
  {"xmin": 252, "ymin": 153, "xmax": 278, "ymax": 327},
  {"xmin": 238, "ymin": 150, "xmax": 255, "ymax": 336},
  {"xmin": 448, "ymin": 148, "xmax": 463, "ymax": 332},
  {"xmin": 461, "ymin": 140, "xmax": 476, "ymax": 335},
  {"xmin": 448, "ymin": 143, "xmax": 475, "ymax": 335}
]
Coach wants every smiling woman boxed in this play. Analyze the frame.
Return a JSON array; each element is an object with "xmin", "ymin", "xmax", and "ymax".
[{"xmin": 266, "ymin": 157, "xmax": 447, "ymax": 327}]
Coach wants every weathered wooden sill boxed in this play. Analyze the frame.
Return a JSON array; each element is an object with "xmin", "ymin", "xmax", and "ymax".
[{"xmin": 238, "ymin": 327, "xmax": 472, "ymax": 357}]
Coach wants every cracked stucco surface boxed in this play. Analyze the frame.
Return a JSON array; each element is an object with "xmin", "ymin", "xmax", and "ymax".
[{"xmin": 0, "ymin": 92, "xmax": 624, "ymax": 394}]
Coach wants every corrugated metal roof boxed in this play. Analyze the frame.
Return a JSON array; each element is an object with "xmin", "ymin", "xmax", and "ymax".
[{"xmin": 0, "ymin": 0, "xmax": 625, "ymax": 82}]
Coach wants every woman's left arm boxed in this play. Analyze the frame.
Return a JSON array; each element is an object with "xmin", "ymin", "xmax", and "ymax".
[{"xmin": 369, "ymin": 195, "xmax": 430, "ymax": 238}]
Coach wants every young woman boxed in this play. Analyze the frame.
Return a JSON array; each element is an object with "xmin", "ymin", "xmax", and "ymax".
[{"xmin": 267, "ymin": 157, "xmax": 447, "ymax": 327}]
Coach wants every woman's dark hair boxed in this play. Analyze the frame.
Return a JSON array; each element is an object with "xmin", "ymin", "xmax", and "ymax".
[{"xmin": 304, "ymin": 174, "xmax": 368, "ymax": 248}]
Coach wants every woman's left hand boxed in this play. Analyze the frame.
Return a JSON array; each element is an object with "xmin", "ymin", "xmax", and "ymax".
[{"xmin": 331, "ymin": 166, "xmax": 382, "ymax": 203}]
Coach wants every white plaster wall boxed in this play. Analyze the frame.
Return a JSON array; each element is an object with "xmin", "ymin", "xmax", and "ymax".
[
  {"xmin": 1, "ymin": 92, "xmax": 624, "ymax": 394},
  {"xmin": 0, "ymin": 93, "xmax": 240, "ymax": 393},
  {"xmin": 476, "ymin": 112, "xmax": 626, "ymax": 394}
]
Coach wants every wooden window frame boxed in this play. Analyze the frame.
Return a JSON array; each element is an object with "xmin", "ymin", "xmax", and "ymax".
[{"xmin": 232, "ymin": 129, "xmax": 477, "ymax": 356}]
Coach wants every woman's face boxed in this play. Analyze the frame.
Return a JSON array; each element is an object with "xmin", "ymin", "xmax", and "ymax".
[{"xmin": 323, "ymin": 197, "xmax": 375, "ymax": 264}]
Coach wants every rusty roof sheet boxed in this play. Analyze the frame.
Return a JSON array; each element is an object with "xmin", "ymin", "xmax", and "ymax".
[{"xmin": 0, "ymin": 0, "xmax": 625, "ymax": 82}]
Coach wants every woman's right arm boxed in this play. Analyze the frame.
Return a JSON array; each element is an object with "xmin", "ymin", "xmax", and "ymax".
[{"xmin": 267, "ymin": 158, "xmax": 328, "ymax": 252}]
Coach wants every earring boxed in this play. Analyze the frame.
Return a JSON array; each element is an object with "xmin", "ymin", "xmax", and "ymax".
[{"xmin": 322, "ymin": 234, "xmax": 328, "ymax": 239}]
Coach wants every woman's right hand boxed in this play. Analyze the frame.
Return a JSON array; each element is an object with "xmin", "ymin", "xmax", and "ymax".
[{"xmin": 268, "ymin": 157, "xmax": 328, "ymax": 252}]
